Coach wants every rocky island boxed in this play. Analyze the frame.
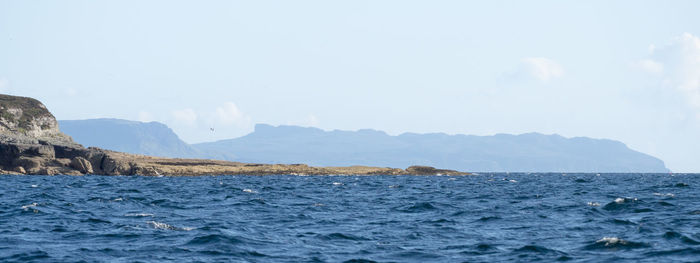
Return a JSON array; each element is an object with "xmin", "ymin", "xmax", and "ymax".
[{"xmin": 0, "ymin": 94, "xmax": 467, "ymax": 176}]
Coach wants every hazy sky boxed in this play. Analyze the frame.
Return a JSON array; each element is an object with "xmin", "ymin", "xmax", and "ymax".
[{"xmin": 1, "ymin": 1, "xmax": 700, "ymax": 172}]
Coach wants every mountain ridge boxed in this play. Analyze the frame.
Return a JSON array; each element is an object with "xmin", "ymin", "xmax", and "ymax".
[
  {"xmin": 192, "ymin": 123, "xmax": 668, "ymax": 173},
  {"xmin": 59, "ymin": 120, "xmax": 669, "ymax": 173},
  {"xmin": 59, "ymin": 118, "xmax": 200, "ymax": 158}
]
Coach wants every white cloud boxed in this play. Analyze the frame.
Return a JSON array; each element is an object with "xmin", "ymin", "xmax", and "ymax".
[
  {"xmin": 307, "ymin": 114, "xmax": 320, "ymax": 127},
  {"xmin": 521, "ymin": 57, "xmax": 564, "ymax": 82},
  {"xmin": 648, "ymin": 44, "xmax": 656, "ymax": 53},
  {"xmin": 216, "ymin": 102, "xmax": 243, "ymax": 124},
  {"xmin": 641, "ymin": 33, "xmax": 700, "ymax": 109},
  {"xmin": 132, "ymin": 102, "xmax": 255, "ymax": 143},
  {"xmin": 137, "ymin": 111, "xmax": 155, "ymax": 122},
  {"xmin": 635, "ymin": 59, "xmax": 664, "ymax": 74},
  {"xmin": 285, "ymin": 114, "xmax": 321, "ymax": 127},
  {"xmin": 214, "ymin": 102, "xmax": 252, "ymax": 129},
  {"xmin": 172, "ymin": 108, "xmax": 198, "ymax": 126}
]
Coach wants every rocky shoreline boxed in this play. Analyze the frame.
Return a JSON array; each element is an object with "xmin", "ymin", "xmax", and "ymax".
[{"xmin": 0, "ymin": 94, "xmax": 468, "ymax": 176}]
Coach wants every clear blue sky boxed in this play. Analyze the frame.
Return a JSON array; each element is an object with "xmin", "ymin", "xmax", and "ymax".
[{"xmin": 1, "ymin": 1, "xmax": 699, "ymax": 172}]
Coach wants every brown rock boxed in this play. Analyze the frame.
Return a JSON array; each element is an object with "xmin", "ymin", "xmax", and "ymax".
[
  {"xmin": 13, "ymin": 156, "xmax": 42, "ymax": 171},
  {"xmin": 57, "ymin": 167, "xmax": 83, "ymax": 176},
  {"xmin": 101, "ymin": 154, "xmax": 132, "ymax": 175},
  {"xmin": 14, "ymin": 166, "xmax": 26, "ymax": 174},
  {"xmin": 84, "ymin": 149, "xmax": 106, "ymax": 173},
  {"xmin": 38, "ymin": 167, "xmax": 59, "ymax": 175},
  {"xmin": 405, "ymin": 165, "xmax": 467, "ymax": 175},
  {"xmin": 0, "ymin": 169, "xmax": 22, "ymax": 175},
  {"xmin": 406, "ymin": 165, "xmax": 438, "ymax": 174},
  {"xmin": 70, "ymin": 157, "xmax": 93, "ymax": 174},
  {"xmin": 12, "ymin": 144, "xmax": 55, "ymax": 158},
  {"xmin": 54, "ymin": 158, "xmax": 71, "ymax": 167}
]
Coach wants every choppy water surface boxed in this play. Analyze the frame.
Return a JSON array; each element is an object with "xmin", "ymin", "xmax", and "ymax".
[{"xmin": 1, "ymin": 173, "xmax": 699, "ymax": 262}]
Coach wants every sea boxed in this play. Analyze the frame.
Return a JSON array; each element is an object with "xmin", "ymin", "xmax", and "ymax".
[{"xmin": 1, "ymin": 173, "xmax": 698, "ymax": 262}]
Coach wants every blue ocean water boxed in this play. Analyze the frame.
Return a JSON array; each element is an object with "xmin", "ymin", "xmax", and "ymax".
[{"xmin": 1, "ymin": 173, "xmax": 699, "ymax": 262}]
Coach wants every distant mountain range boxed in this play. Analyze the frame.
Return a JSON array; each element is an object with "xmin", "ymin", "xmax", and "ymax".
[{"xmin": 59, "ymin": 119, "xmax": 670, "ymax": 173}]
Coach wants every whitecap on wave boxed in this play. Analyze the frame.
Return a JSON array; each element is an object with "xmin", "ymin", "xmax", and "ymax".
[
  {"xmin": 125, "ymin": 213, "xmax": 154, "ymax": 217},
  {"xmin": 147, "ymin": 221, "xmax": 194, "ymax": 231},
  {"xmin": 585, "ymin": 236, "xmax": 649, "ymax": 250},
  {"xmin": 242, "ymin": 189, "xmax": 257, "ymax": 193},
  {"xmin": 597, "ymin": 237, "xmax": 627, "ymax": 246},
  {"xmin": 614, "ymin": 197, "xmax": 637, "ymax": 204},
  {"xmin": 21, "ymin": 203, "xmax": 38, "ymax": 210}
]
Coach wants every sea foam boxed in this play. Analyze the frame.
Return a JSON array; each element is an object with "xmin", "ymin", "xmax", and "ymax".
[{"xmin": 147, "ymin": 221, "xmax": 194, "ymax": 231}]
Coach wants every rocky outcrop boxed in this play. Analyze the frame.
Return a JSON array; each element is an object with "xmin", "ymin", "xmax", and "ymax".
[
  {"xmin": 0, "ymin": 94, "xmax": 468, "ymax": 176},
  {"xmin": 0, "ymin": 95, "xmax": 74, "ymax": 144},
  {"xmin": 70, "ymin": 157, "xmax": 93, "ymax": 174},
  {"xmin": 406, "ymin": 165, "xmax": 462, "ymax": 175}
]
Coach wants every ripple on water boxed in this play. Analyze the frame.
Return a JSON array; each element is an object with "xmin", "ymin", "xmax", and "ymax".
[
  {"xmin": 82, "ymin": 218, "xmax": 111, "ymax": 224},
  {"xmin": 451, "ymin": 243, "xmax": 501, "ymax": 255},
  {"xmin": 644, "ymin": 248, "xmax": 700, "ymax": 257},
  {"xmin": 0, "ymin": 250, "xmax": 50, "ymax": 262},
  {"xmin": 186, "ymin": 234, "xmax": 245, "ymax": 245},
  {"xmin": 663, "ymin": 231, "xmax": 700, "ymax": 245},
  {"xmin": 341, "ymin": 259, "xmax": 378, "ymax": 263},
  {"xmin": 389, "ymin": 251, "xmax": 444, "ymax": 261},
  {"xmin": 317, "ymin": 233, "xmax": 371, "ymax": 242},
  {"xmin": 476, "ymin": 216, "xmax": 501, "ymax": 222},
  {"xmin": 395, "ymin": 202, "xmax": 438, "ymax": 213},
  {"xmin": 610, "ymin": 218, "xmax": 638, "ymax": 225},
  {"xmin": 513, "ymin": 245, "xmax": 568, "ymax": 257}
]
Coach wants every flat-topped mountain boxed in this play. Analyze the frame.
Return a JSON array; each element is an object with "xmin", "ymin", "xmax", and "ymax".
[{"xmin": 192, "ymin": 124, "xmax": 669, "ymax": 173}]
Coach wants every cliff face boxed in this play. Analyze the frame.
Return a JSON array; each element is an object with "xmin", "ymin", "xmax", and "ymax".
[
  {"xmin": 0, "ymin": 94, "xmax": 89, "ymax": 175},
  {"xmin": 0, "ymin": 94, "xmax": 462, "ymax": 176},
  {"xmin": 0, "ymin": 94, "xmax": 73, "ymax": 143}
]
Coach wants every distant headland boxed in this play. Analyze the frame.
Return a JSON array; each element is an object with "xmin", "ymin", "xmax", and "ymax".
[
  {"xmin": 59, "ymin": 119, "xmax": 670, "ymax": 173},
  {"xmin": 0, "ymin": 94, "xmax": 467, "ymax": 176}
]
